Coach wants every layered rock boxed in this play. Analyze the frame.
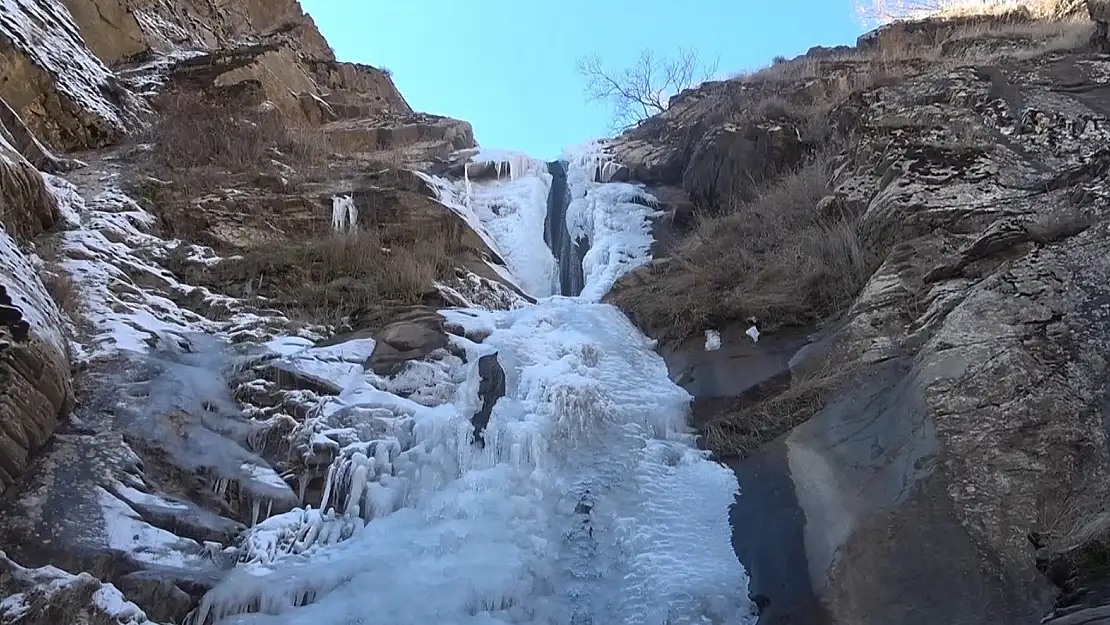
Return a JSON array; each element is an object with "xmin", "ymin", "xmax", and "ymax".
[
  {"xmin": 0, "ymin": 110, "xmax": 72, "ymax": 498},
  {"xmin": 0, "ymin": 0, "xmax": 144, "ymax": 150}
]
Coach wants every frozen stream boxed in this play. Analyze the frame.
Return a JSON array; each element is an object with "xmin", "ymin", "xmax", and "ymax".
[{"xmin": 142, "ymin": 144, "xmax": 754, "ymax": 624}]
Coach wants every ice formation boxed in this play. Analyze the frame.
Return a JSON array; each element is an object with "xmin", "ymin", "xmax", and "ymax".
[
  {"xmin": 705, "ymin": 329, "xmax": 722, "ymax": 352},
  {"xmin": 190, "ymin": 301, "xmax": 754, "ymax": 625},
  {"xmin": 330, "ymin": 195, "xmax": 357, "ymax": 232},
  {"xmin": 182, "ymin": 142, "xmax": 756, "ymax": 625},
  {"xmin": 23, "ymin": 128, "xmax": 754, "ymax": 624}
]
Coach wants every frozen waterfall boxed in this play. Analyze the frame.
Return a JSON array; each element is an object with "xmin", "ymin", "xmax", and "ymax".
[{"xmin": 190, "ymin": 141, "xmax": 757, "ymax": 625}]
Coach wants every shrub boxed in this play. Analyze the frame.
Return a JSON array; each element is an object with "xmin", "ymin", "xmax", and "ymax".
[
  {"xmin": 610, "ymin": 153, "xmax": 882, "ymax": 342},
  {"xmin": 138, "ymin": 90, "xmax": 331, "ymax": 192},
  {"xmin": 171, "ymin": 223, "xmax": 465, "ymax": 328}
]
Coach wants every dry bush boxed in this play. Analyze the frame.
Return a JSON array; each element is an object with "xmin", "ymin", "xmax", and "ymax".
[
  {"xmin": 40, "ymin": 266, "xmax": 82, "ymax": 318},
  {"xmin": 701, "ymin": 344, "xmax": 862, "ymax": 458},
  {"xmin": 610, "ymin": 154, "xmax": 881, "ymax": 342},
  {"xmin": 139, "ymin": 91, "xmax": 332, "ymax": 192},
  {"xmin": 173, "ymin": 223, "xmax": 464, "ymax": 327}
]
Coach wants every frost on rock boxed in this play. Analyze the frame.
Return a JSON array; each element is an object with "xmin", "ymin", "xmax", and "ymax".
[
  {"xmin": 0, "ymin": 0, "xmax": 142, "ymax": 132},
  {"xmin": 188, "ymin": 300, "xmax": 755, "ymax": 625},
  {"xmin": 0, "ymin": 227, "xmax": 67, "ymax": 356},
  {"xmin": 704, "ymin": 329, "xmax": 722, "ymax": 352},
  {"xmin": 435, "ymin": 268, "xmax": 530, "ymax": 311},
  {"xmin": 0, "ymin": 552, "xmax": 150, "ymax": 624}
]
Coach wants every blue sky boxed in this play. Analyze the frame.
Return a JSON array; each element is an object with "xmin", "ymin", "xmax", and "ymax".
[{"xmin": 300, "ymin": 1, "xmax": 868, "ymax": 160}]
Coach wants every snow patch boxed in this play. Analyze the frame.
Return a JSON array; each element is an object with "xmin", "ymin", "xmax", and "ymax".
[{"xmin": 705, "ymin": 329, "xmax": 722, "ymax": 352}]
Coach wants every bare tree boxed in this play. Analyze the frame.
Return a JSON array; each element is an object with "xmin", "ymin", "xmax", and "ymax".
[{"xmin": 576, "ymin": 48, "xmax": 719, "ymax": 131}]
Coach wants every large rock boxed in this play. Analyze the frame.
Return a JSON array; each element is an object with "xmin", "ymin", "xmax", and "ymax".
[{"xmin": 366, "ymin": 308, "xmax": 449, "ymax": 376}]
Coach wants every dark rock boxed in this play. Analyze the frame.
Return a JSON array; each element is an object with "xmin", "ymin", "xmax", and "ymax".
[{"xmin": 470, "ymin": 353, "xmax": 505, "ymax": 446}]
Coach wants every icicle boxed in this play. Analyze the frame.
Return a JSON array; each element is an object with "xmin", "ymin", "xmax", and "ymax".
[
  {"xmin": 464, "ymin": 162, "xmax": 472, "ymax": 205},
  {"xmin": 320, "ymin": 462, "xmax": 338, "ymax": 511},
  {"xmin": 331, "ymin": 195, "xmax": 356, "ymax": 232},
  {"xmin": 251, "ymin": 499, "xmax": 261, "ymax": 527},
  {"xmin": 297, "ymin": 475, "xmax": 307, "ymax": 504}
]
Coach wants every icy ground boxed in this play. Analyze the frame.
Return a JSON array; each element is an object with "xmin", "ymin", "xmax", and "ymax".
[{"xmin": 24, "ymin": 142, "xmax": 755, "ymax": 624}]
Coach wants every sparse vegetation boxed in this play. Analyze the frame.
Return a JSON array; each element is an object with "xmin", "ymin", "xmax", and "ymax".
[
  {"xmin": 41, "ymin": 265, "xmax": 82, "ymax": 318},
  {"xmin": 610, "ymin": 154, "xmax": 881, "ymax": 342},
  {"xmin": 137, "ymin": 90, "xmax": 332, "ymax": 194},
  {"xmin": 855, "ymin": 0, "xmax": 1086, "ymax": 25},
  {"xmin": 168, "ymin": 221, "xmax": 466, "ymax": 328},
  {"xmin": 576, "ymin": 48, "xmax": 719, "ymax": 130},
  {"xmin": 701, "ymin": 343, "xmax": 862, "ymax": 458}
]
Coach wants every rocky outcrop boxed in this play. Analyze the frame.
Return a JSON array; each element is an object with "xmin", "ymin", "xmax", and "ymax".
[
  {"xmin": 612, "ymin": 8, "xmax": 1110, "ymax": 625},
  {"xmin": 1092, "ymin": 0, "xmax": 1110, "ymax": 50}
]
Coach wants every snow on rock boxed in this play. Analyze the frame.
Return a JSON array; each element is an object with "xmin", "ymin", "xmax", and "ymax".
[
  {"xmin": 0, "ymin": 227, "xmax": 67, "ymax": 355},
  {"xmin": 187, "ymin": 299, "xmax": 756, "ymax": 625},
  {"xmin": 0, "ymin": 0, "xmax": 141, "ymax": 133},
  {"xmin": 705, "ymin": 329, "xmax": 722, "ymax": 352},
  {"xmin": 0, "ymin": 552, "xmax": 150, "ymax": 624},
  {"xmin": 98, "ymin": 487, "xmax": 210, "ymax": 569},
  {"xmin": 46, "ymin": 173, "xmax": 300, "ymax": 358},
  {"xmin": 435, "ymin": 268, "xmax": 530, "ymax": 310}
]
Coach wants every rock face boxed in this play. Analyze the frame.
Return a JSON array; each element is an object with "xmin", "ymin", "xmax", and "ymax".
[
  {"xmin": 611, "ymin": 10, "xmax": 1110, "ymax": 625},
  {"xmin": 0, "ymin": 114, "xmax": 72, "ymax": 497},
  {"xmin": 1092, "ymin": 0, "xmax": 1110, "ymax": 50}
]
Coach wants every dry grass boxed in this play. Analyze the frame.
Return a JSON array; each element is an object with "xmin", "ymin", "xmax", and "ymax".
[
  {"xmin": 1035, "ymin": 482, "xmax": 1110, "ymax": 579},
  {"xmin": 610, "ymin": 154, "xmax": 882, "ymax": 342},
  {"xmin": 19, "ymin": 576, "xmax": 121, "ymax": 625},
  {"xmin": 137, "ymin": 90, "xmax": 332, "ymax": 193},
  {"xmin": 856, "ymin": 0, "xmax": 1086, "ymax": 24},
  {"xmin": 40, "ymin": 265, "xmax": 82, "ymax": 318},
  {"xmin": 701, "ymin": 342, "xmax": 862, "ymax": 458},
  {"xmin": 170, "ymin": 225, "xmax": 464, "ymax": 328}
]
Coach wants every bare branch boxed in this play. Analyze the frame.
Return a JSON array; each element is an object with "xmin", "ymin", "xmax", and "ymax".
[{"xmin": 576, "ymin": 48, "xmax": 719, "ymax": 131}]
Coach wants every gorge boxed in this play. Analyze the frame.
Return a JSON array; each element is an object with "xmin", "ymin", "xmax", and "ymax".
[{"xmin": 2, "ymin": 0, "xmax": 1110, "ymax": 624}]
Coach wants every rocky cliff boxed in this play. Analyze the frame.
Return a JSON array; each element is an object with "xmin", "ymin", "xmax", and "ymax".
[{"xmin": 609, "ymin": 2, "xmax": 1110, "ymax": 624}]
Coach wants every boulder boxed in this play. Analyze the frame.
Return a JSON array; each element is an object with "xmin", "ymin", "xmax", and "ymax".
[{"xmin": 366, "ymin": 308, "xmax": 449, "ymax": 376}]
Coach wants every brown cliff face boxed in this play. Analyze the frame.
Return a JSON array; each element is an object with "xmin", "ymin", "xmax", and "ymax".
[{"xmin": 609, "ymin": 8, "xmax": 1110, "ymax": 625}]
